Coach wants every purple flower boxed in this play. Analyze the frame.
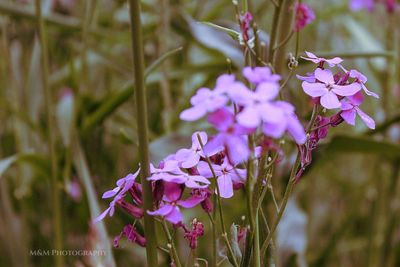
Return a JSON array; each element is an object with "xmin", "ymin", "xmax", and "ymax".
[
  {"xmin": 349, "ymin": 0, "xmax": 375, "ymax": 11},
  {"xmin": 94, "ymin": 169, "xmax": 140, "ymax": 222},
  {"xmin": 175, "ymin": 131, "xmax": 221, "ymax": 168},
  {"xmin": 204, "ymin": 108, "xmax": 251, "ymax": 164},
  {"xmin": 349, "ymin": 69, "xmax": 379, "ymax": 98},
  {"xmin": 242, "ymin": 66, "xmax": 281, "ymax": 85},
  {"xmin": 301, "ymin": 51, "xmax": 343, "ymax": 67},
  {"xmin": 262, "ymin": 101, "xmax": 307, "ymax": 145},
  {"xmin": 294, "ymin": 3, "xmax": 315, "ymax": 32},
  {"xmin": 340, "ymin": 92, "xmax": 376, "ymax": 129},
  {"xmin": 302, "ymin": 68, "xmax": 361, "ymax": 109},
  {"xmin": 147, "ymin": 182, "xmax": 205, "ymax": 224},
  {"xmin": 197, "ymin": 158, "xmax": 246, "ymax": 198},
  {"xmin": 148, "ymin": 160, "xmax": 210, "ymax": 189},
  {"xmin": 180, "ymin": 74, "xmax": 240, "ymax": 121}
]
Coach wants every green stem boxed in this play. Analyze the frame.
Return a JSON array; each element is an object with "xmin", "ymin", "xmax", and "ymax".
[
  {"xmin": 207, "ymin": 212, "xmax": 217, "ymax": 267},
  {"xmin": 267, "ymin": 0, "xmax": 282, "ymax": 63},
  {"xmin": 34, "ymin": 2, "xmax": 63, "ymax": 267},
  {"xmin": 127, "ymin": 1, "xmax": 158, "ymax": 266},
  {"xmin": 197, "ymin": 135, "xmax": 239, "ymax": 267},
  {"xmin": 161, "ymin": 220, "xmax": 182, "ymax": 267}
]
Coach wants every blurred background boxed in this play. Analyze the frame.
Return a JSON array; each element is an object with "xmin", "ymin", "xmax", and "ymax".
[{"xmin": 0, "ymin": 0, "xmax": 399, "ymax": 266}]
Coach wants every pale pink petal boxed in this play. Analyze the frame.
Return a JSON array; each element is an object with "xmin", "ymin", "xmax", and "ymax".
[
  {"xmin": 147, "ymin": 204, "xmax": 174, "ymax": 216},
  {"xmin": 287, "ymin": 114, "xmax": 307, "ymax": 145},
  {"xmin": 256, "ymin": 81, "xmax": 280, "ymax": 100},
  {"xmin": 258, "ymin": 102, "xmax": 285, "ymax": 123},
  {"xmin": 192, "ymin": 131, "xmax": 207, "ymax": 149},
  {"xmin": 165, "ymin": 207, "xmax": 183, "ymax": 224},
  {"xmin": 178, "ymin": 196, "xmax": 204, "ymax": 208},
  {"xmin": 263, "ymin": 121, "xmax": 286, "ymax": 138},
  {"xmin": 332, "ymin": 83, "xmax": 361, "ymax": 96},
  {"xmin": 340, "ymin": 109, "xmax": 356, "ymax": 125},
  {"xmin": 362, "ymin": 84, "xmax": 379, "ymax": 99},
  {"xmin": 217, "ymin": 174, "xmax": 234, "ymax": 198},
  {"xmin": 326, "ymin": 57, "xmax": 343, "ymax": 67},
  {"xmin": 190, "ymin": 88, "xmax": 212, "ymax": 105},
  {"xmin": 320, "ymin": 91, "xmax": 341, "ymax": 109},
  {"xmin": 347, "ymin": 91, "xmax": 364, "ymax": 106},
  {"xmin": 226, "ymin": 135, "xmax": 250, "ymax": 164},
  {"xmin": 203, "ymin": 134, "xmax": 225, "ymax": 156},
  {"xmin": 237, "ymin": 106, "xmax": 261, "ymax": 128},
  {"xmin": 314, "ymin": 68, "xmax": 334, "ymax": 84},
  {"xmin": 94, "ymin": 207, "xmax": 111, "ymax": 223},
  {"xmin": 196, "ymin": 161, "xmax": 215, "ymax": 178},
  {"xmin": 355, "ymin": 107, "xmax": 375, "ymax": 129},
  {"xmin": 102, "ymin": 187, "xmax": 120, "ymax": 199},
  {"xmin": 180, "ymin": 106, "xmax": 207, "ymax": 121},
  {"xmin": 302, "ymin": 81, "xmax": 328, "ymax": 97}
]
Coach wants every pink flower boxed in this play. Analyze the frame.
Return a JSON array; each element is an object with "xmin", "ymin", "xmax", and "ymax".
[
  {"xmin": 349, "ymin": 69, "xmax": 379, "ymax": 98},
  {"xmin": 262, "ymin": 101, "xmax": 307, "ymax": 145},
  {"xmin": 340, "ymin": 92, "xmax": 375, "ymax": 129},
  {"xmin": 197, "ymin": 158, "xmax": 246, "ymax": 198},
  {"xmin": 301, "ymin": 68, "xmax": 361, "ymax": 109},
  {"xmin": 95, "ymin": 169, "xmax": 140, "ymax": 222},
  {"xmin": 301, "ymin": 51, "xmax": 343, "ymax": 67},
  {"xmin": 294, "ymin": 3, "xmax": 315, "ymax": 32},
  {"xmin": 147, "ymin": 182, "xmax": 205, "ymax": 224},
  {"xmin": 204, "ymin": 108, "xmax": 251, "ymax": 164},
  {"xmin": 239, "ymin": 12, "xmax": 253, "ymax": 43},
  {"xmin": 175, "ymin": 131, "xmax": 221, "ymax": 168},
  {"xmin": 180, "ymin": 74, "xmax": 240, "ymax": 121},
  {"xmin": 148, "ymin": 160, "xmax": 210, "ymax": 189},
  {"xmin": 242, "ymin": 66, "xmax": 281, "ymax": 85},
  {"xmin": 183, "ymin": 219, "xmax": 205, "ymax": 249},
  {"xmin": 114, "ymin": 225, "xmax": 146, "ymax": 248}
]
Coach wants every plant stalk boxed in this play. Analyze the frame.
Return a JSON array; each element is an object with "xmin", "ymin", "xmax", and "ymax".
[
  {"xmin": 127, "ymin": 1, "xmax": 158, "ymax": 266},
  {"xmin": 34, "ymin": 1, "xmax": 63, "ymax": 266}
]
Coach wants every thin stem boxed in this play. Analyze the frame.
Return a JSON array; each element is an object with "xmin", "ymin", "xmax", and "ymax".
[
  {"xmin": 34, "ymin": 1, "xmax": 63, "ymax": 267},
  {"xmin": 207, "ymin": 212, "xmax": 217, "ymax": 267},
  {"xmin": 127, "ymin": 1, "xmax": 158, "ymax": 266},
  {"xmin": 196, "ymin": 134, "xmax": 239, "ymax": 267},
  {"xmin": 161, "ymin": 220, "xmax": 182, "ymax": 267},
  {"xmin": 267, "ymin": 0, "xmax": 282, "ymax": 63},
  {"xmin": 273, "ymin": 30, "xmax": 294, "ymax": 51}
]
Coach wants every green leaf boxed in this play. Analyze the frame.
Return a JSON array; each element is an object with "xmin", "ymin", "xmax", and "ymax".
[{"xmin": 199, "ymin": 21, "xmax": 240, "ymax": 41}]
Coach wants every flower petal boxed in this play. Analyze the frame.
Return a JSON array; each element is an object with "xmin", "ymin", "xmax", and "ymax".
[
  {"xmin": 178, "ymin": 196, "xmax": 204, "ymax": 208},
  {"xmin": 332, "ymin": 83, "xmax": 361, "ymax": 96},
  {"xmin": 225, "ymin": 135, "xmax": 250, "ymax": 164},
  {"xmin": 340, "ymin": 109, "xmax": 356, "ymax": 125},
  {"xmin": 314, "ymin": 68, "xmax": 334, "ymax": 84},
  {"xmin": 287, "ymin": 114, "xmax": 307, "ymax": 145},
  {"xmin": 180, "ymin": 106, "xmax": 207, "ymax": 121},
  {"xmin": 302, "ymin": 81, "xmax": 328, "ymax": 97},
  {"xmin": 320, "ymin": 91, "xmax": 341, "ymax": 109},
  {"xmin": 217, "ymin": 174, "xmax": 234, "ymax": 198},
  {"xmin": 356, "ymin": 107, "xmax": 375, "ymax": 129},
  {"xmin": 94, "ymin": 207, "xmax": 111, "ymax": 223},
  {"xmin": 237, "ymin": 106, "xmax": 261, "ymax": 128},
  {"xmin": 165, "ymin": 207, "xmax": 183, "ymax": 224},
  {"xmin": 147, "ymin": 204, "xmax": 174, "ymax": 216}
]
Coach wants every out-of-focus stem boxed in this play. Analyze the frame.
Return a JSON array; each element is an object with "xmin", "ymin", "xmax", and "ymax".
[
  {"xmin": 158, "ymin": 0, "xmax": 173, "ymax": 133},
  {"xmin": 127, "ymin": 1, "xmax": 158, "ymax": 266},
  {"xmin": 207, "ymin": 212, "xmax": 217, "ymax": 267},
  {"xmin": 34, "ymin": 1, "xmax": 63, "ymax": 267},
  {"xmin": 267, "ymin": 0, "xmax": 282, "ymax": 63},
  {"xmin": 260, "ymin": 105, "xmax": 319, "ymax": 257}
]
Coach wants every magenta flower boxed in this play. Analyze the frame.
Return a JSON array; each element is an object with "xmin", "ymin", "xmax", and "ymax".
[
  {"xmin": 197, "ymin": 158, "xmax": 246, "ymax": 198},
  {"xmin": 262, "ymin": 101, "xmax": 307, "ymax": 145},
  {"xmin": 294, "ymin": 3, "xmax": 315, "ymax": 32},
  {"xmin": 204, "ymin": 108, "xmax": 251, "ymax": 164},
  {"xmin": 239, "ymin": 12, "xmax": 253, "ymax": 43},
  {"xmin": 301, "ymin": 51, "xmax": 343, "ymax": 67},
  {"xmin": 349, "ymin": 69, "xmax": 379, "ymax": 98},
  {"xmin": 95, "ymin": 169, "xmax": 140, "ymax": 222},
  {"xmin": 147, "ymin": 182, "xmax": 205, "ymax": 224},
  {"xmin": 175, "ymin": 131, "xmax": 221, "ymax": 168},
  {"xmin": 148, "ymin": 160, "xmax": 210, "ymax": 189},
  {"xmin": 340, "ymin": 92, "xmax": 375, "ymax": 129},
  {"xmin": 114, "ymin": 225, "xmax": 146, "ymax": 248},
  {"xmin": 183, "ymin": 219, "xmax": 205, "ymax": 249},
  {"xmin": 302, "ymin": 68, "xmax": 361, "ymax": 109}
]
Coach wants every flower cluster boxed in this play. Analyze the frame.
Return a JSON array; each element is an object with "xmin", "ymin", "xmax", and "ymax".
[{"xmin": 299, "ymin": 51, "xmax": 377, "ymax": 129}]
